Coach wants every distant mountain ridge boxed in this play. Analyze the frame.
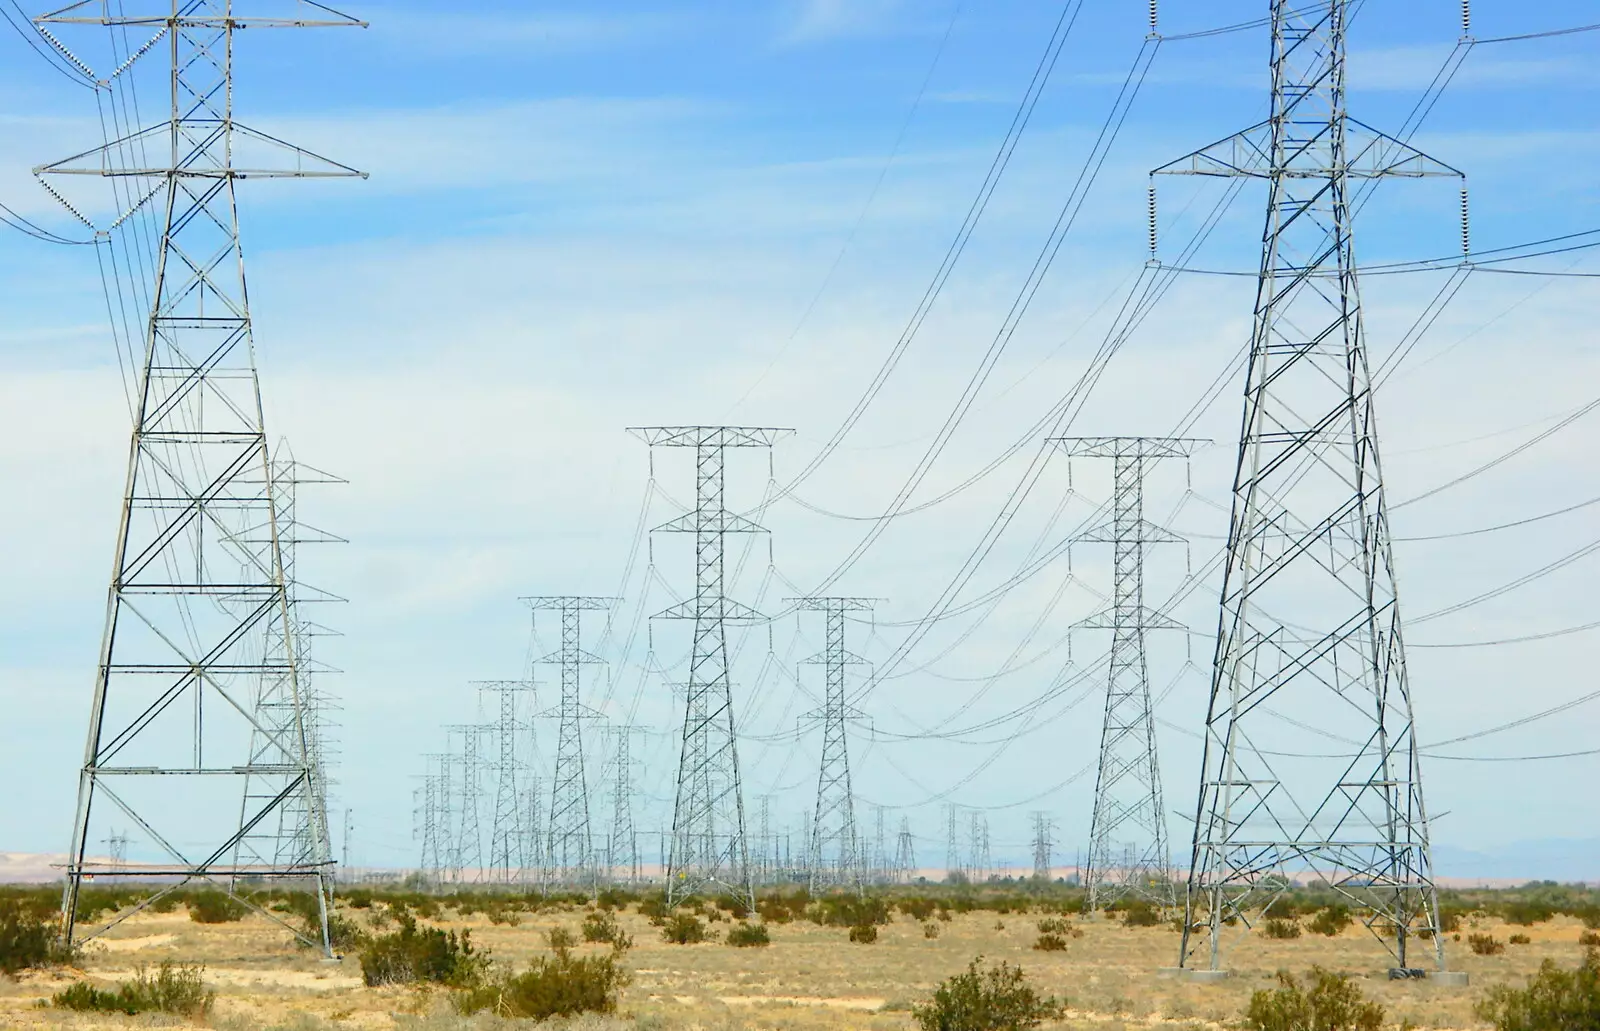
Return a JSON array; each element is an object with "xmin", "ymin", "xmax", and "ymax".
[{"xmin": 1433, "ymin": 838, "xmax": 1600, "ymax": 883}]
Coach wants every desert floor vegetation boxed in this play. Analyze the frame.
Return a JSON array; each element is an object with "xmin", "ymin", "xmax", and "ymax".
[{"xmin": 0, "ymin": 883, "xmax": 1597, "ymax": 1029}]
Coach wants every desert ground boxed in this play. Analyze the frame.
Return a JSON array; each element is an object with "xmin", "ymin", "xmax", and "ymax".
[{"xmin": 1, "ymin": 891, "xmax": 1593, "ymax": 1031}]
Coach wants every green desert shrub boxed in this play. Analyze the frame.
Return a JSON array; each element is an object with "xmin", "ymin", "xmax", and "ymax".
[
  {"xmin": 1510, "ymin": 933, "xmax": 1533, "ymax": 946},
  {"xmin": 726, "ymin": 922, "xmax": 770, "ymax": 947},
  {"xmin": 1242, "ymin": 967, "xmax": 1383, "ymax": 1031},
  {"xmin": 811, "ymin": 893, "xmax": 892, "ymax": 927},
  {"xmin": 52, "ymin": 961, "xmax": 214, "ymax": 1018},
  {"xmin": 1309, "ymin": 905, "xmax": 1353, "ymax": 937},
  {"xmin": 1263, "ymin": 917, "xmax": 1302, "ymax": 940},
  {"xmin": 1471, "ymin": 933, "xmax": 1508, "ymax": 956},
  {"xmin": 581, "ymin": 909, "xmax": 631, "ymax": 949},
  {"xmin": 546, "ymin": 926, "xmax": 577, "ymax": 952},
  {"xmin": 1501, "ymin": 899, "xmax": 1557, "ymax": 927},
  {"xmin": 358, "ymin": 913, "xmax": 488, "ymax": 987},
  {"xmin": 1476, "ymin": 950, "xmax": 1600, "ymax": 1031},
  {"xmin": 901, "ymin": 896, "xmax": 939, "ymax": 921},
  {"xmin": 912, "ymin": 957, "xmax": 1061, "ymax": 1031},
  {"xmin": 1580, "ymin": 931, "xmax": 1600, "ymax": 948},
  {"xmin": 1031, "ymin": 933, "xmax": 1068, "ymax": 952},
  {"xmin": 0, "ymin": 898, "xmax": 72, "ymax": 974},
  {"xmin": 455, "ymin": 949, "xmax": 628, "ymax": 1020},
  {"xmin": 1116, "ymin": 899, "xmax": 1163, "ymax": 927},
  {"xmin": 187, "ymin": 890, "xmax": 247, "ymax": 924},
  {"xmin": 659, "ymin": 912, "xmax": 709, "ymax": 945},
  {"xmin": 849, "ymin": 923, "xmax": 879, "ymax": 944},
  {"xmin": 924, "ymin": 922, "xmax": 942, "ymax": 939}
]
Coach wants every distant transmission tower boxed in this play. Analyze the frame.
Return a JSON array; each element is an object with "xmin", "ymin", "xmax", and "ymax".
[
  {"xmin": 968, "ymin": 812, "xmax": 991, "ymax": 883},
  {"xmin": 605, "ymin": 726, "xmax": 645, "ymax": 886},
  {"xmin": 1153, "ymin": 0, "xmax": 1460, "ymax": 974},
  {"xmin": 895, "ymin": 817, "xmax": 916, "ymax": 883},
  {"xmin": 632, "ymin": 426, "xmax": 792, "ymax": 912},
  {"xmin": 414, "ymin": 766, "xmax": 444, "ymax": 884},
  {"xmin": 44, "ymin": 1, "xmax": 366, "ymax": 956},
  {"xmin": 945, "ymin": 805, "xmax": 961, "ymax": 881},
  {"xmin": 527, "ymin": 597, "xmax": 611, "ymax": 888},
  {"xmin": 477, "ymin": 681, "xmax": 535, "ymax": 884},
  {"xmin": 1052, "ymin": 437, "xmax": 1199, "ymax": 909},
  {"xmin": 446, "ymin": 725, "xmax": 492, "ymax": 882},
  {"xmin": 794, "ymin": 596, "xmax": 875, "ymax": 894},
  {"xmin": 1031, "ymin": 812, "xmax": 1053, "ymax": 882}
]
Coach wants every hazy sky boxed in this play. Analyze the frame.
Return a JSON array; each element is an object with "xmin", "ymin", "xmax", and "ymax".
[{"xmin": 0, "ymin": 0, "xmax": 1596, "ymax": 873}]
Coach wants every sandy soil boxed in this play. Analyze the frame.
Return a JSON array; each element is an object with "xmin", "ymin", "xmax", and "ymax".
[{"xmin": 0, "ymin": 899, "xmax": 1590, "ymax": 1030}]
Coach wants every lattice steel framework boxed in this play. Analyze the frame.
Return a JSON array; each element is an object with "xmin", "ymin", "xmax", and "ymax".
[
  {"xmin": 894, "ymin": 816, "xmax": 916, "ymax": 883},
  {"xmin": 630, "ymin": 426, "xmax": 792, "ymax": 912},
  {"xmin": 526, "ymin": 597, "xmax": 610, "ymax": 887},
  {"xmin": 445, "ymin": 724, "xmax": 491, "ymax": 882},
  {"xmin": 1031, "ymin": 811, "xmax": 1053, "ymax": 882},
  {"xmin": 234, "ymin": 450, "xmax": 343, "ymax": 893},
  {"xmin": 794, "ymin": 596, "xmax": 874, "ymax": 894},
  {"xmin": 1052, "ymin": 437, "xmax": 1200, "ymax": 909},
  {"xmin": 605, "ymin": 725, "xmax": 645, "ymax": 886},
  {"xmin": 42, "ymin": 0, "xmax": 365, "ymax": 956},
  {"xmin": 414, "ymin": 760, "xmax": 445, "ymax": 883},
  {"xmin": 476, "ymin": 681, "xmax": 535, "ymax": 884},
  {"xmin": 1153, "ymin": 0, "xmax": 1460, "ymax": 973}
]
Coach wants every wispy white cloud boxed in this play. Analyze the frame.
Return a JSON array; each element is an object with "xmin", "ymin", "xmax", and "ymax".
[{"xmin": 785, "ymin": 0, "xmax": 914, "ymax": 43}]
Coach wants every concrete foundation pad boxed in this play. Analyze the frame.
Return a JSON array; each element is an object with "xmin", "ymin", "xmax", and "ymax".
[
  {"xmin": 1430, "ymin": 971, "xmax": 1470, "ymax": 987},
  {"xmin": 1184, "ymin": 969, "xmax": 1232, "ymax": 984}
]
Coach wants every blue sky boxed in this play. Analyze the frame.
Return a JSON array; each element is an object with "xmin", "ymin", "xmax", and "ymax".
[{"xmin": 0, "ymin": 0, "xmax": 1597, "ymax": 874}]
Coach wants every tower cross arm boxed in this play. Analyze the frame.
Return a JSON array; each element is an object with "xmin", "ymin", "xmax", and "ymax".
[
  {"xmin": 1049, "ymin": 437, "xmax": 1208, "ymax": 459},
  {"xmin": 1150, "ymin": 120, "xmax": 1461, "ymax": 180},
  {"xmin": 37, "ymin": 0, "xmax": 367, "ymax": 28},
  {"xmin": 628, "ymin": 426, "xmax": 794, "ymax": 448}
]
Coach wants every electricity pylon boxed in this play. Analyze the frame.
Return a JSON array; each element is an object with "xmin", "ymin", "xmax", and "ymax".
[
  {"xmin": 476, "ymin": 681, "xmax": 535, "ymax": 884},
  {"xmin": 1153, "ymin": 0, "xmax": 1460, "ymax": 974},
  {"xmin": 414, "ymin": 764, "xmax": 445, "ymax": 884},
  {"xmin": 605, "ymin": 725, "xmax": 646, "ymax": 886},
  {"xmin": 445, "ymin": 724, "xmax": 492, "ymax": 882},
  {"xmin": 1052, "ymin": 437, "xmax": 1200, "ymax": 910},
  {"xmin": 1031, "ymin": 812, "xmax": 1054, "ymax": 882},
  {"xmin": 526, "ymin": 597, "xmax": 611, "ymax": 888},
  {"xmin": 631, "ymin": 426, "xmax": 792, "ymax": 912},
  {"xmin": 794, "ymin": 596, "xmax": 875, "ymax": 894},
  {"xmin": 944, "ymin": 804, "xmax": 961, "ymax": 881},
  {"xmin": 967, "ymin": 812, "xmax": 991, "ymax": 883},
  {"xmin": 894, "ymin": 817, "xmax": 916, "ymax": 883},
  {"xmin": 41, "ymin": 0, "xmax": 366, "ymax": 956},
  {"xmin": 234, "ymin": 448, "xmax": 345, "ymax": 894}
]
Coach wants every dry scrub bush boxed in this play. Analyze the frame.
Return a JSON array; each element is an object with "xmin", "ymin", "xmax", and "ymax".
[
  {"xmin": 53, "ymin": 961, "xmax": 214, "ymax": 1018},
  {"xmin": 1309, "ymin": 905, "xmax": 1353, "ymax": 936},
  {"xmin": 849, "ymin": 923, "xmax": 879, "ymax": 944},
  {"xmin": 1242, "ymin": 967, "xmax": 1383, "ymax": 1031},
  {"xmin": 1031, "ymin": 933, "xmax": 1068, "ymax": 952},
  {"xmin": 582, "ymin": 909, "xmax": 632, "ymax": 949},
  {"xmin": 659, "ymin": 912, "xmax": 710, "ymax": 945},
  {"xmin": 924, "ymin": 922, "xmax": 941, "ymax": 939},
  {"xmin": 1263, "ymin": 917, "xmax": 1303, "ymax": 940},
  {"xmin": 1471, "ymin": 933, "xmax": 1508, "ymax": 956},
  {"xmin": 187, "ymin": 890, "xmax": 248, "ymax": 923},
  {"xmin": 455, "ymin": 950, "xmax": 628, "ymax": 1021},
  {"xmin": 911, "ymin": 957, "xmax": 1061, "ymax": 1031},
  {"xmin": 358, "ymin": 913, "xmax": 488, "ymax": 987},
  {"xmin": 1475, "ymin": 949, "xmax": 1600, "ymax": 1031},
  {"xmin": 725, "ymin": 922, "xmax": 770, "ymax": 947},
  {"xmin": 0, "ymin": 898, "xmax": 72, "ymax": 974},
  {"xmin": 1510, "ymin": 933, "xmax": 1533, "ymax": 946}
]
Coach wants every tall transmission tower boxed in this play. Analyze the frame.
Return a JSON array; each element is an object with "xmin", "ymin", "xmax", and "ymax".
[
  {"xmin": 42, "ymin": 0, "xmax": 365, "ymax": 956},
  {"xmin": 968, "ymin": 812, "xmax": 991, "ymax": 883},
  {"xmin": 1153, "ymin": 0, "xmax": 1461, "ymax": 975},
  {"xmin": 1031, "ymin": 812, "xmax": 1054, "ymax": 882},
  {"xmin": 794, "ymin": 596, "xmax": 875, "ymax": 894},
  {"xmin": 414, "ymin": 765, "xmax": 445, "ymax": 884},
  {"xmin": 477, "ymin": 681, "xmax": 535, "ymax": 884},
  {"xmin": 1052, "ymin": 437, "xmax": 1200, "ymax": 910},
  {"xmin": 445, "ymin": 724, "xmax": 492, "ymax": 883},
  {"xmin": 631, "ymin": 426, "xmax": 792, "ymax": 913},
  {"xmin": 526, "ymin": 597, "xmax": 611, "ymax": 888}
]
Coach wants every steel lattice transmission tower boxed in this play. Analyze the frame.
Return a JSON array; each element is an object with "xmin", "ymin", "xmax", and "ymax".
[
  {"xmin": 446, "ymin": 724, "xmax": 492, "ymax": 882},
  {"xmin": 42, "ymin": 0, "xmax": 366, "ymax": 956},
  {"xmin": 1031, "ymin": 812, "xmax": 1054, "ymax": 882},
  {"xmin": 1052, "ymin": 437, "xmax": 1200, "ymax": 909},
  {"xmin": 894, "ymin": 817, "xmax": 916, "ymax": 883},
  {"xmin": 1153, "ymin": 0, "xmax": 1461, "ymax": 974},
  {"xmin": 631, "ymin": 426, "xmax": 792, "ymax": 912},
  {"xmin": 794, "ymin": 596, "xmax": 875, "ymax": 894},
  {"xmin": 526, "ymin": 597, "xmax": 611, "ymax": 888},
  {"xmin": 605, "ymin": 726, "xmax": 645, "ymax": 886},
  {"xmin": 476, "ymin": 681, "xmax": 535, "ymax": 884}
]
